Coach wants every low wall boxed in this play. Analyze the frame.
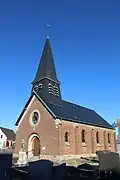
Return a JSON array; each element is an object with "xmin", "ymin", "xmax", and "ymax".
[
  {"xmin": 13, "ymin": 153, "xmax": 97, "ymax": 164},
  {"xmin": 40, "ymin": 154, "xmax": 97, "ymax": 162}
]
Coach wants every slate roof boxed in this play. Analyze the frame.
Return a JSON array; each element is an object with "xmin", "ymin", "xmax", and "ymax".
[
  {"xmin": 15, "ymin": 92, "xmax": 113, "ymax": 129},
  {"xmin": 0, "ymin": 127, "xmax": 16, "ymax": 140},
  {"xmin": 32, "ymin": 37, "xmax": 60, "ymax": 84},
  {"xmin": 42, "ymin": 96, "xmax": 113, "ymax": 129}
]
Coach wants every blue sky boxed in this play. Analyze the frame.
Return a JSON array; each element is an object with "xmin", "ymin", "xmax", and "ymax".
[{"xmin": 0, "ymin": 0, "xmax": 120, "ymax": 129}]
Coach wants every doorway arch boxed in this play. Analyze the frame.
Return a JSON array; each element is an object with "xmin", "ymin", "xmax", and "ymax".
[{"xmin": 28, "ymin": 134, "xmax": 41, "ymax": 157}]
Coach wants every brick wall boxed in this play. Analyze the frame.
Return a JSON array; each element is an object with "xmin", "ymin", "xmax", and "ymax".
[
  {"xmin": 15, "ymin": 95, "xmax": 59, "ymax": 156},
  {"xmin": 58, "ymin": 120, "xmax": 115, "ymax": 155},
  {"xmin": 15, "ymin": 95, "xmax": 115, "ymax": 157}
]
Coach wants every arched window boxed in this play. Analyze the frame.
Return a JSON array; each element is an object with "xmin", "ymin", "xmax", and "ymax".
[
  {"xmin": 65, "ymin": 132, "xmax": 69, "ymax": 142},
  {"xmin": 96, "ymin": 132, "xmax": 99, "ymax": 143},
  {"xmin": 108, "ymin": 133, "xmax": 111, "ymax": 143},
  {"xmin": 82, "ymin": 130, "xmax": 85, "ymax": 143}
]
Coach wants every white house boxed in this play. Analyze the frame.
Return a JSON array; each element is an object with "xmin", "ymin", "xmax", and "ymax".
[{"xmin": 0, "ymin": 127, "xmax": 16, "ymax": 149}]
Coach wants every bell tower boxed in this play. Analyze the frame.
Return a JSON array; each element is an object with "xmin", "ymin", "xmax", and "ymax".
[{"xmin": 32, "ymin": 37, "xmax": 62, "ymax": 103}]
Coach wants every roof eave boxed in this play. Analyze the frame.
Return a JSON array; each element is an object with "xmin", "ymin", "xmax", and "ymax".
[
  {"xmin": 56, "ymin": 116, "xmax": 113, "ymax": 130},
  {"xmin": 15, "ymin": 91, "xmax": 57, "ymax": 126},
  {"xmin": 32, "ymin": 77, "xmax": 60, "ymax": 85},
  {"xmin": 15, "ymin": 94, "xmax": 34, "ymax": 126}
]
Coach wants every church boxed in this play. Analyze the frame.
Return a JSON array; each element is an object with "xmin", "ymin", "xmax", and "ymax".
[{"xmin": 15, "ymin": 37, "xmax": 115, "ymax": 160}]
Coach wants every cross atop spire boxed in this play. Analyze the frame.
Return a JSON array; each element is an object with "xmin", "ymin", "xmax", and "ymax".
[
  {"xmin": 45, "ymin": 24, "xmax": 51, "ymax": 40},
  {"xmin": 32, "ymin": 38, "xmax": 60, "ymax": 84}
]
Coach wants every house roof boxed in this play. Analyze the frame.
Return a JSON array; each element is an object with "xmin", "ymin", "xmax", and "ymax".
[
  {"xmin": 0, "ymin": 127, "xmax": 16, "ymax": 140},
  {"xmin": 32, "ymin": 37, "xmax": 60, "ymax": 84},
  {"xmin": 15, "ymin": 91, "xmax": 113, "ymax": 129}
]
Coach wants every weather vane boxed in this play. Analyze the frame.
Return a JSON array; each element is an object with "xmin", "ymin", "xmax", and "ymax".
[{"xmin": 45, "ymin": 24, "xmax": 51, "ymax": 39}]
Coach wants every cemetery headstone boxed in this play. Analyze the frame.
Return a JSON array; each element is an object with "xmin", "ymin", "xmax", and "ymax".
[
  {"xmin": 11, "ymin": 166, "xmax": 29, "ymax": 180},
  {"xmin": 52, "ymin": 163, "xmax": 68, "ymax": 180},
  {"xmin": 29, "ymin": 159, "xmax": 53, "ymax": 180},
  {"xmin": 98, "ymin": 151, "xmax": 120, "ymax": 170},
  {"xmin": 0, "ymin": 152, "xmax": 12, "ymax": 180},
  {"xmin": 77, "ymin": 163, "xmax": 95, "ymax": 170}
]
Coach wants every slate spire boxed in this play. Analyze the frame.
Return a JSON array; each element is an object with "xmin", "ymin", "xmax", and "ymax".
[
  {"xmin": 32, "ymin": 37, "xmax": 60, "ymax": 84},
  {"xmin": 32, "ymin": 37, "xmax": 62, "ymax": 102}
]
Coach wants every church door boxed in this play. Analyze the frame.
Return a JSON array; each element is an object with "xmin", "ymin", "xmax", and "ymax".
[{"xmin": 32, "ymin": 137, "xmax": 40, "ymax": 156}]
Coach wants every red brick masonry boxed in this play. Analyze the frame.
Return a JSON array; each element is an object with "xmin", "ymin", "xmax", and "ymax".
[{"xmin": 15, "ymin": 96, "xmax": 115, "ymax": 157}]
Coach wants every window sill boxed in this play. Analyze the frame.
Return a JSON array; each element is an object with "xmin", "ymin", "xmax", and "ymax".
[
  {"xmin": 97, "ymin": 143, "xmax": 101, "ymax": 147},
  {"xmin": 65, "ymin": 142, "xmax": 70, "ymax": 147},
  {"xmin": 82, "ymin": 143, "xmax": 87, "ymax": 147}
]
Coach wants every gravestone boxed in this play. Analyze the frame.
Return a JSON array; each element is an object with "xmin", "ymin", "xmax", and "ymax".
[
  {"xmin": 11, "ymin": 166, "xmax": 29, "ymax": 180},
  {"xmin": 29, "ymin": 159, "xmax": 53, "ymax": 180},
  {"xmin": 77, "ymin": 163, "xmax": 95, "ymax": 170},
  {"xmin": 97, "ymin": 151, "xmax": 120, "ymax": 170},
  {"xmin": 52, "ymin": 164, "xmax": 70, "ymax": 180},
  {"xmin": 0, "ymin": 152, "xmax": 12, "ymax": 180},
  {"xmin": 53, "ymin": 164, "xmax": 96, "ymax": 180}
]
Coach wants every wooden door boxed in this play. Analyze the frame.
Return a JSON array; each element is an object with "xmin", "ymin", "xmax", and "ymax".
[{"xmin": 33, "ymin": 137, "xmax": 40, "ymax": 156}]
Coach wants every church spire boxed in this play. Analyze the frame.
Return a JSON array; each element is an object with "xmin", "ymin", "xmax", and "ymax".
[
  {"xmin": 32, "ymin": 38, "xmax": 62, "ymax": 101},
  {"xmin": 32, "ymin": 37, "xmax": 60, "ymax": 84}
]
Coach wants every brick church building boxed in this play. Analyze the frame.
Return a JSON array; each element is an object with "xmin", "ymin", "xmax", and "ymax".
[{"xmin": 15, "ymin": 37, "xmax": 115, "ymax": 160}]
